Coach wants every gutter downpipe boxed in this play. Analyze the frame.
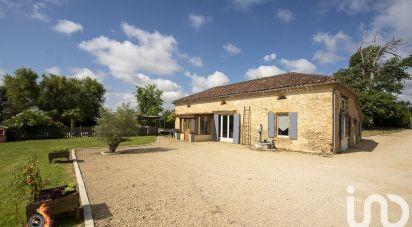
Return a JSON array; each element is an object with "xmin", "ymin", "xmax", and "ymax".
[{"xmin": 332, "ymin": 88, "xmax": 336, "ymax": 153}]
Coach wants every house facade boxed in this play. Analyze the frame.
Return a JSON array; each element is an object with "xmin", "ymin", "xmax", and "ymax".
[{"xmin": 173, "ymin": 73, "xmax": 362, "ymax": 154}]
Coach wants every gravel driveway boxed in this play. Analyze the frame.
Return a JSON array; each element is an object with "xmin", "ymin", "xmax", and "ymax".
[{"xmin": 77, "ymin": 131, "xmax": 412, "ymax": 226}]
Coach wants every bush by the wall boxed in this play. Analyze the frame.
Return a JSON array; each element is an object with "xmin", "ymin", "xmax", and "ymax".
[{"xmin": 4, "ymin": 109, "xmax": 65, "ymax": 141}]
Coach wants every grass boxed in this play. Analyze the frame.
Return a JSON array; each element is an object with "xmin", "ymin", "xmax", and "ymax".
[
  {"xmin": 0, "ymin": 136, "xmax": 156, "ymax": 226},
  {"xmin": 362, "ymin": 127, "xmax": 407, "ymax": 137}
]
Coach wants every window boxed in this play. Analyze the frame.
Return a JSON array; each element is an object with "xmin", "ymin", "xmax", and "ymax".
[
  {"xmin": 200, "ymin": 116, "xmax": 208, "ymax": 134},
  {"xmin": 277, "ymin": 113, "xmax": 289, "ymax": 136},
  {"xmin": 341, "ymin": 98, "xmax": 347, "ymax": 112}
]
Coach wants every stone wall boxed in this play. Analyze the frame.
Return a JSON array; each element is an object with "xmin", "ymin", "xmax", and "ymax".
[
  {"xmin": 333, "ymin": 85, "xmax": 362, "ymax": 152},
  {"xmin": 175, "ymin": 85, "xmax": 337, "ymax": 153}
]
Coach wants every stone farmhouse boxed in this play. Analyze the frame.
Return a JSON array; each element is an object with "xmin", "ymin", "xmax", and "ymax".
[{"xmin": 173, "ymin": 72, "xmax": 362, "ymax": 153}]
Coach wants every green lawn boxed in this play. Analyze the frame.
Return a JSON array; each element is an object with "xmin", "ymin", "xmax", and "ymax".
[
  {"xmin": 0, "ymin": 136, "xmax": 156, "ymax": 226},
  {"xmin": 362, "ymin": 127, "xmax": 407, "ymax": 137}
]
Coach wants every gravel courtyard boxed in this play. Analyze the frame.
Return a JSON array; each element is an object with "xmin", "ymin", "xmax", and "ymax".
[{"xmin": 77, "ymin": 131, "xmax": 412, "ymax": 226}]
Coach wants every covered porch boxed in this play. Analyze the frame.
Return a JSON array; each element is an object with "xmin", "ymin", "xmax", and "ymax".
[{"xmin": 176, "ymin": 112, "xmax": 240, "ymax": 143}]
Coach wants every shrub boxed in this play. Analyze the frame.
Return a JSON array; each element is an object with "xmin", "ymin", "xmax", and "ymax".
[
  {"xmin": 4, "ymin": 109, "xmax": 65, "ymax": 141},
  {"xmin": 8, "ymin": 153, "xmax": 48, "ymax": 224},
  {"xmin": 95, "ymin": 103, "xmax": 138, "ymax": 153}
]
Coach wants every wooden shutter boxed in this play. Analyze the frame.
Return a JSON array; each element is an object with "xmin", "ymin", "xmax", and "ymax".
[
  {"xmin": 349, "ymin": 116, "xmax": 352, "ymax": 137},
  {"xmin": 268, "ymin": 112, "xmax": 275, "ymax": 138},
  {"xmin": 233, "ymin": 114, "xmax": 240, "ymax": 144},
  {"xmin": 289, "ymin": 112, "xmax": 297, "ymax": 140},
  {"xmin": 213, "ymin": 114, "xmax": 219, "ymax": 141}
]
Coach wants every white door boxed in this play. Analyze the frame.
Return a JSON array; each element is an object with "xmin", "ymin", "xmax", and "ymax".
[{"xmin": 220, "ymin": 115, "xmax": 234, "ymax": 142}]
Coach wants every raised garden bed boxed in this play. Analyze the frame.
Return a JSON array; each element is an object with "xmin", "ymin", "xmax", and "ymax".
[
  {"xmin": 26, "ymin": 184, "xmax": 80, "ymax": 222},
  {"xmin": 48, "ymin": 150, "xmax": 70, "ymax": 163}
]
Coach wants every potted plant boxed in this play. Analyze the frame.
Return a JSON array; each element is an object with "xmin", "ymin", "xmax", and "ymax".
[{"xmin": 48, "ymin": 148, "xmax": 70, "ymax": 163}]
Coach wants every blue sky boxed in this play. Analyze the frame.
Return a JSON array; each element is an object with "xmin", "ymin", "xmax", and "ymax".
[{"xmin": 0, "ymin": 0, "xmax": 411, "ymax": 108}]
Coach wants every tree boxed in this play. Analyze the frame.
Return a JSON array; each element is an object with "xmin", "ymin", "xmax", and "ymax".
[
  {"xmin": 334, "ymin": 33, "xmax": 412, "ymax": 128},
  {"xmin": 162, "ymin": 109, "xmax": 176, "ymax": 128},
  {"xmin": 38, "ymin": 74, "xmax": 105, "ymax": 126},
  {"xmin": 136, "ymin": 84, "xmax": 164, "ymax": 116},
  {"xmin": 3, "ymin": 68, "xmax": 39, "ymax": 117},
  {"xmin": 95, "ymin": 104, "xmax": 138, "ymax": 153}
]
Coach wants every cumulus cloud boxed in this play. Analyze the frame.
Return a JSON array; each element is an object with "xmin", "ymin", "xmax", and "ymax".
[
  {"xmin": 71, "ymin": 68, "xmax": 105, "ymax": 82},
  {"xmin": 276, "ymin": 9, "xmax": 294, "ymax": 23},
  {"xmin": 263, "ymin": 53, "xmax": 276, "ymax": 62},
  {"xmin": 188, "ymin": 57, "xmax": 203, "ymax": 67},
  {"xmin": 372, "ymin": 0, "xmax": 412, "ymax": 55},
  {"xmin": 312, "ymin": 31, "xmax": 355, "ymax": 64},
  {"xmin": 53, "ymin": 19, "xmax": 83, "ymax": 34},
  {"xmin": 104, "ymin": 91, "xmax": 137, "ymax": 109},
  {"xmin": 185, "ymin": 71, "xmax": 230, "ymax": 93},
  {"xmin": 245, "ymin": 65, "xmax": 285, "ymax": 80},
  {"xmin": 229, "ymin": 0, "xmax": 270, "ymax": 10},
  {"xmin": 223, "ymin": 42, "xmax": 241, "ymax": 55},
  {"xmin": 280, "ymin": 58, "xmax": 317, "ymax": 73},
  {"xmin": 188, "ymin": 14, "xmax": 212, "ymax": 30},
  {"xmin": 45, "ymin": 66, "xmax": 61, "ymax": 75},
  {"xmin": 79, "ymin": 22, "xmax": 180, "ymax": 82}
]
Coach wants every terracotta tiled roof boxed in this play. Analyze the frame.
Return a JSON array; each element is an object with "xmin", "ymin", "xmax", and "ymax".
[{"xmin": 173, "ymin": 72, "xmax": 335, "ymax": 104}]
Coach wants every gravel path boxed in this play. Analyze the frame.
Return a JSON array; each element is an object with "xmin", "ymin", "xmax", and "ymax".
[{"xmin": 78, "ymin": 131, "xmax": 412, "ymax": 226}]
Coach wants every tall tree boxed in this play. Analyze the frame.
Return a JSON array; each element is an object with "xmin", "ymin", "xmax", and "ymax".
[
  {"xmin": 38, "ymin": 74, "xmax": 105, "ymax": 126},
  {"xmin": 135, "ymin": 84, "xmax": 164, "ymax": 116},
  {"xmin": 334, "ymin": 34, "xmax": 412, "ymax": 128},
  {"xmin": 3, "ymin": 68, "xmax": 39, "ymax": 116}
]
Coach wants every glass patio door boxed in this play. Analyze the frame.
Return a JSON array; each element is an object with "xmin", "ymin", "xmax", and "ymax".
[{"xmin": 219, "ymin": 115, "xmax": 234, "ymax": 142}]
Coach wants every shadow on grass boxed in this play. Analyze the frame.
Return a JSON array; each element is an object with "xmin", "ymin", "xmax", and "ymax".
[
  {"xmin": 337, "ymin": 139, "xmax": 379, "ymax": 154},
  {"xmin": 90, "ymin": 203, "xmax": 112, "ymax": 220},
  {"xmin": 118, "ymin": 147, "xmax": 174, "ymax": 154},
  {"xmin": 53, "ymin": 159, "xmax": 84, "ymax": 163}
]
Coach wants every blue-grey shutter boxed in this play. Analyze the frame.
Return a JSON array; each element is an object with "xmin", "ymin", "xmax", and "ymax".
[
  {"xmin": 340, "ymin": 113, "xmax": 345, "ymax": 138},
  {"xmin": 349, "ymin": 116, "xmax": 352, "ymax": 137},
  {"xmin": 289, "ymin": 112, "xmax": 297, "ymax": 140},
  {"xmin": 233, "ymin": 114, "xmax": 240, "ymax": 144},
  {"xmin": 213, "ymin": 114, "xmax": 219, "ymax": 141},
  {"xmin": 268, "ymin": 112, "xmax": 275, "ymax": 138}
]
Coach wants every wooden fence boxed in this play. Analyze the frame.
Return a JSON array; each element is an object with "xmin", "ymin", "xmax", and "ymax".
[{"xmin": 64, "ymin": 127, "xmax": 96, "ymax": 138}]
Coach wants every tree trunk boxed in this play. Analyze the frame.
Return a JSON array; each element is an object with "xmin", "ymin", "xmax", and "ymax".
[
  {"xmin": 108, "ymin": 143, "xmax": 119, "ymax": 153},
  {"xmin": 70, "ymin": 117, "xmax": 75, "ymax": 136}
]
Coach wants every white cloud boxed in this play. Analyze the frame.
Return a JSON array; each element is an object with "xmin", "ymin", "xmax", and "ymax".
[
  {"xmin": 229, "ymin": 0, "xmax": 269, "ymax": 10},
  {"xmin": 185, "ymin": 71, "xmax": 230, "ymax": 93},
  {"xmin": 104, "ymin": 91, "xmax": 137, "ymax": 109},
  {"xmin": 372, "ymin": 0, "xmax": 412, "ymax": 54},
  {"xmin": 313, "ymin": 51, "xmax": 342, "ymax": 65},
  {"xmin": 245, "ymin": 65, "xmax": 285, "ymax": 80},
  {"xmin": 263, "ymin": 53, "xmax": 276, "ymax": 62},
  {"xmin": 276, "ymin": 9, "xmax": 294, "ymax": 23},
  {"xmin": 280, "ymin": 58, "xmax": 317, "ymax": 73},
  {"xmin": 188, "ymin": 14, "xmax": 212, "ymax": 30},
  {"xmin": 223, "ymin": 42, "xmax": 241, "ymax": 55},
  {"xmin": 31, "ymin": 2, "xmax": 50, "ymax": 22},
  {"xmin": 313, "ymin": 31, "xmax": 351, "ymax": 51},
  {"xmin": 53, "ymin": 19, "xmax": 83, "ymax": 34},
  {"xmin": 399, "ymin": 79, "xmax": 412, "ymax": 103},
  {"xmin": 71, "ymin": 68, "xmax": 105, "ymax": 82},
  {"xmin": 45, "ymin": 66, "xmax": 61, "ymax": 75},
  {"xmin": 312, "ymin": 31, "xmax": 355, "ymax": 64},
  {"xmin": 188, "ymin": 57, "xmax": 203, "ymax": 67},
  {"xmin": 79, "ymin": 22, "xmax": 180, "ymax": 82}
]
